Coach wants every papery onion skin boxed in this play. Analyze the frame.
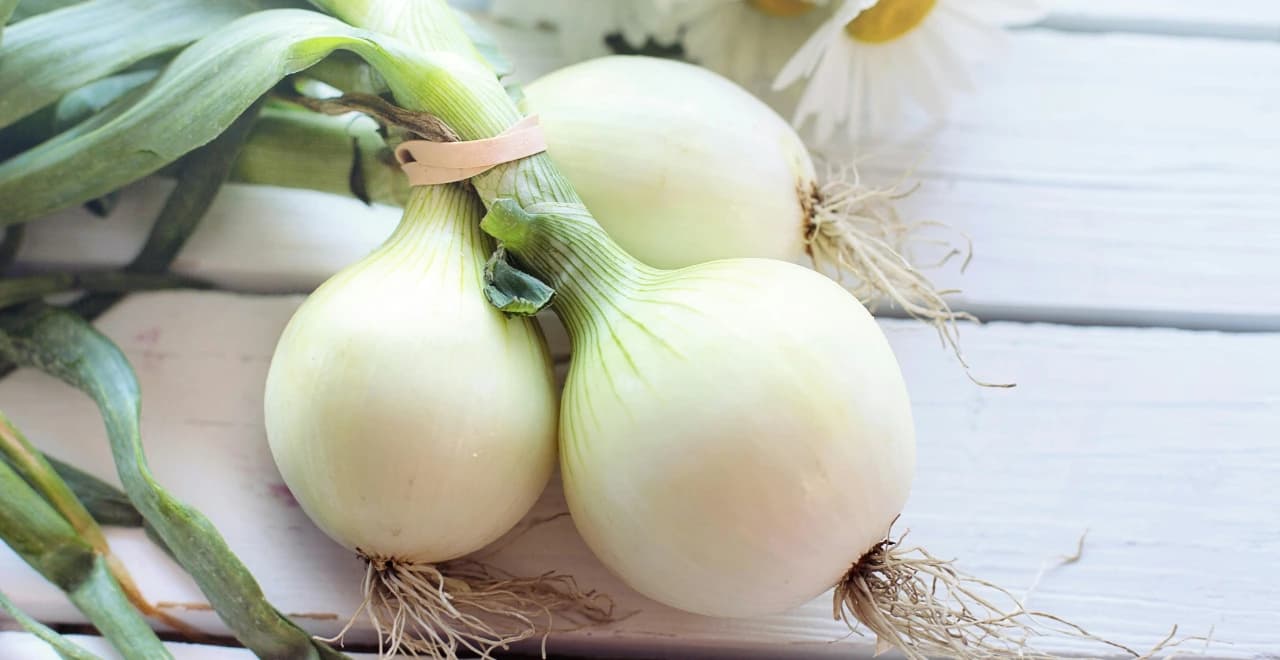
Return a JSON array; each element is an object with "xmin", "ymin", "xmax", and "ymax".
[
  {"xmin": 264, "ymin": 185, "xmax": 557, "ymax": 563},
  {"xmin": 523, "ymin": 56, "xmax": 814, "ymax": 270},
  {"xmin": 557, "ymin": 258, "xmax": 915, "ymax": 618}
]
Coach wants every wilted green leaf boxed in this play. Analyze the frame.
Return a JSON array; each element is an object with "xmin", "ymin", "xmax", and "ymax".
[
  {"xmin": 40, "ymin": 454, "xmax": 144, "ymax": 528},
  {"xmin": 0, "ymin": 0, "xmax": 17, "ymax": 44},
  {"xmin": 0, "ymin": 7, "xmax": 517, "ymax": 226},
  {"xmin": 0, "ymin": 304, "xmax": 347, "ymax": 660},
  {"xmin": 484, "ymin": 247, "xmax": 554, "ymax": 316},
  {"xmin": 0, "ymin": 271, "xmax": 207, "ymax": 311},
  {"xmin": 0, "ymin": 224, "xmax": 22, "ymax": 272},
  {"xmin": 0, "ymin": 588, "xmax": 102, "ymax": 660},
  {"xmin": 71, "ymin": 101, "xmax": 262, "ymax": 322},
  {"xmin": 8, "ymin": 0, "xmax": 83, "ymax": 23},
  {"xmin": 0, "ymin": 451, "xmax": 169, "ymax": 658},
  {"xmin": 0, "ymin": 0, "xmax": 271, "ymax": 131},
  {"xmin": 53, "ymin": 70, "xmax": 160, "ymax": 135}
]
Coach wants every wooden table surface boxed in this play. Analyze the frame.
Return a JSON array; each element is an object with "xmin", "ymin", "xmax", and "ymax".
[{"xmin": 2, "ymin": 2, "xmax": 1277, "ymax": 658}]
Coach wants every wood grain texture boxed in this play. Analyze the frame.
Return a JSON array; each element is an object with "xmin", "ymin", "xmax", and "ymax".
[
  {"xmin": 0, "ymin": 291, "xmax": 1274, "ymax": 658},
  {"xmin": 15, "ymin": 26, "xmax": 1280, "ymax": 331},
  {"xmin": 0, "ymin": 631, "xmax": 378, "ymax": 659},
  {"xmin": 1043, "ymin": 1, "xmax": 1280, "ymax": 40}
]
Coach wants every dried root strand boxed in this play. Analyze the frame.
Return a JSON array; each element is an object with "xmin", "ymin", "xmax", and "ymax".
[
  {"xmin": 325, "ymin": 554, "xmax": 614, "ymax": 659},
  {"xmin": 806, "ymin": 163, "xmax": 1010, "ymax": 387},
  {"xmin": 836, "ymin": 534, "xmax": 1197, "ymax": 660}
]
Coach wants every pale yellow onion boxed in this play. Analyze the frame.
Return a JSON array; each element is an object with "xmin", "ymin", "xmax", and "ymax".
[
  {"xmin": 563, "ymin": 259, "xmax": 915, "ymax": 617},
  {"xmin": 263, "ymin": 184, "xmax": 561, "ymax": 653},
  {"xmin": 523, "ymin": 56, "xmax": 967, "ymax": 354},
  {"xmin": 482, "ymin": 204, "xmax": 915, "ymax": 618},
  {"xmin": 524, "ymin": 56, "xmax": 812, "ymax": 270}
]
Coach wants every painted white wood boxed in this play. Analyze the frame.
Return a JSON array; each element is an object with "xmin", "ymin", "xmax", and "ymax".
[
  {"xmin": 12, "ymin": 178, "xmax": 402, "ymax": 293},
  {"xmin": 1042, "ymin": 1, "xmax": 1280, "ymax": 40},
  {"xmin": 0, "ymin": 631, "xmax": 379, "ymax": 659},
  {"xmin": 0, "ymin": 291, "xmax": 1275, "ymax": 658},
  {"xmin": 15, "ymin": 27, "xmax": 1280, "ymax": 331}
]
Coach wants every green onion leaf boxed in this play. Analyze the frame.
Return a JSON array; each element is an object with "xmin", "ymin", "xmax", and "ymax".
[
  {"xmin": 0, "ymin": 445, "xmax": 169, "ymax": 658},
  {"xmin": 39, "ymin": 453, "xmax": 144, "ymax": 528},
  {"xmin": 0, "ymin": 7, "xmax": 500, "ymax": 226},
  {"xmin": 8, "ymin": 0, "xmax": 84, "ymax": 23},
  {"xmin": 0, "ymin": 225, "xmax": 22, "ymax": 272},
  {"xmin": 0, "ymin": 0, "xmax": 18, "ymax": 44},
  {"xmin": 0, "ymin": 270, "xmax": 208, "ymax": 311},
  {"xmin": 0, "ymin": 0, "xmax": 271, "ymax": 131},
  {"xmin": 0, "ymin": 589, "xmax": 102, "ymax": 660},
  {"xmin": 53, "ymin": 70, "xmax": 160, "ymax": 135},
  {"xmin": 0, "ymin": 304, "xmax": 347, "ymax": 660},
  {"xmin": 72, "ymin": 100, "xmax": 262, "ymax": 321}
]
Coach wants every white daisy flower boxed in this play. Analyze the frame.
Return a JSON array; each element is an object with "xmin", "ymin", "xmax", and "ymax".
[
  {"xmin": 774, "ymin": 0, "xmax": 1046, "ymax": 144},
  {"xmin": 670, "ymin": 0, "xmax": 833, "ymax": 95},
  {"xmin": 490, "ymin": 0, "xmax": 674, "ymax": 61}
]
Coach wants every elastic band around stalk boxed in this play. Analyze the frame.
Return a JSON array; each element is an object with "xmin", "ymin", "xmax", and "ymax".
[{"xmin": 394, "ymin": 115, "xmax": 546, "ymax": 186}]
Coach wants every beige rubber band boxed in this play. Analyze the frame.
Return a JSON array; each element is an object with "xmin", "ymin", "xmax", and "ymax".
[{"xmin": 393, "ymin": 115, "xmax": 546, "ymax": 186}]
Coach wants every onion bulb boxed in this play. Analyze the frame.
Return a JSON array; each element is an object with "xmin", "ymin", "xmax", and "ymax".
[
  {"xmin": 482, "ymin": 200, "xmax": 914, "ymax": 616},
  {"xmin": 264, "ymin": 184, "xmax": 599, "ymax": 655},
  {"xmin": 480, "ymin": 194, "xmax": 1118, "ymax": 657},
  {"xmin": 523, "ymin": 56, "xmax": 970, "ymax": 353}
]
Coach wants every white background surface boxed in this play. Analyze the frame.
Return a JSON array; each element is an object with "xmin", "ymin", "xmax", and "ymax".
[{"xmin": 2, "ymin": 1, "xmax": 1278, "ymax": 658}]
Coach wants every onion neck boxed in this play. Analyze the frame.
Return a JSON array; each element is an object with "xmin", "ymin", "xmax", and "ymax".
[
  {"xmin": 481, "ymin": 196, "xmax": 658, "ymax": 337},
  {"xmin": 376, "ymin": 184, "xmax": 486, "ymax": 282},
  {"xmin": 330, "ymin": 0, "xmax": 653, "ymax": 330}
]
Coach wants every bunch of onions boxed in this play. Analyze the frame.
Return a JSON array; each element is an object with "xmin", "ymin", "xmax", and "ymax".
[
  {"xmin": 259, "ymin": 4, "xmax": 1126, "ymax": 656},
  {"xmin": 330, "ymin": 11, "xmax": 1126, "ymax": 650},
  {"xmin": 263, "ymin": 183, "xmax": 606, "ymax": 656},
  {"xmin": 520, "ymin": 56, "xmax": 973, "ymax": 355}
]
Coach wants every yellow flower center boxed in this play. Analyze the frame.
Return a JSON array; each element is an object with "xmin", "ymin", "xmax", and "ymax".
[
  {"xmin": 749, "ymin": 0, "xmax": 817, "ymax": 18},
  {"xmin": 844, "ymin": 0, "xmax": 938, "ymax": 43}
]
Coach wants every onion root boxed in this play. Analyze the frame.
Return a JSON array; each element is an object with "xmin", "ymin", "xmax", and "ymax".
[
  {"xmin": 836, "ymin": 532, "xmax": 1189, "ymax": 659},
  {"xmin": 326, "ymin": 555, "xmax": 615, "ymax": 659},
  {"xmin": 805, "ymin": 163, "xmax": 1013, "ymax": 387}
]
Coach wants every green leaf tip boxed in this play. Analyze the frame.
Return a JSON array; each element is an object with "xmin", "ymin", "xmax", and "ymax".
[
  {"xmin": 479, "ymin": 197, "xmax": 536, "ymax": 248},
  {"xmin": 484, "ymin": 247, "xmax": 554, "ymax": 316}
]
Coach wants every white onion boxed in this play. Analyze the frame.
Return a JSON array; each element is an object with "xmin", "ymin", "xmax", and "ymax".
[
  {"xmin": 263, "ymin": 184, "xmax": 561, "ymax": 653},
  {"xmin": 525, "ymin": 56, "xmax": 813, "ymax": 269},
  {"xmin": 524, "ymin": 56, "xmax": 964, "ymax": 348},
  {"xmin": 481, "ymin": 202, "xmax": 915, "ymax": 618}
]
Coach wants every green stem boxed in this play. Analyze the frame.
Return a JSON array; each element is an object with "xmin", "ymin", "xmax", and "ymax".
[
  {"xmin": 0, "ymin": 412, "xmax": 108, "ymax": 551},
  {"xmin": 0, "ymin": 412, "xmax": 197, "ymax": 637},
  {"xmin": 325, "ymin": 0, "xmax": 647, "ymax": 324},
  {"xmin": 0, "ymin": 457, "xmax": 170, "ymax": 658},
  {"xmin": 231, "ymin": 105, "xmax": 408, "ymax": 206},
  {"xmin": 0, "ymin": 271, "xmax": 208, "ymax": 311},
  {"xmin": 0, "ymin": 587, "xmax": 102, "ymax": 660}
]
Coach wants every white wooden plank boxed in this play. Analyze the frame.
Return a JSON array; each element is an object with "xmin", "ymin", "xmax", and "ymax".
[
  {"xmin": 12, "ymin": 178, "xmax": 402, "ymax": 293},
  {"xmin": 14, "ymin": 27, "xmax": 1280, "ymax": 331},
  {"xmin": 0, "ymin": 291, "xmax": 1275, "ymax": 657},
  {"xmin": 0, "ymin": 631, "xmax": 379, "ymax": 659},
  {"xmin": 855, "ymin": 28, "xmax": 1280, "ymax": 330},
  {"xmin": 1042, "ymin": 1, "xmax": 1280, "ymax": 40}
]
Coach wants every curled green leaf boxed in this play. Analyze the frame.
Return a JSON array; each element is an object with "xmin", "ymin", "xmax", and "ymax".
[
  {"xmin": 0, "ymin": 304, "xmax": 346, "ymax": 660},
  {"xmin": 0, "ymin": 0, "xmax": 270, "ymax": 131},
  {"xmin": 0, "ymin": 7, "xmax": 516, "ymax": 226},
  {"xmin": 0, "ymin": 452, "xmax": 169, "ymax": 658},
  {"xmin": 0, "ymin": 588, "xmax": 102, "ymax": 660}
]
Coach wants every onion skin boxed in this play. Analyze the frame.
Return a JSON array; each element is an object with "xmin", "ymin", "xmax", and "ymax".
[
  {"xmin": 264, "ymin": 185, "xmax": 557, "ymax": 563},
  {"xmin": 523, "ymin": 56, "xmax": 815, "ymax": 270},
  {"xmin": 558, "ymin": 258, "xmax": 915, "ymax": 617}
]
